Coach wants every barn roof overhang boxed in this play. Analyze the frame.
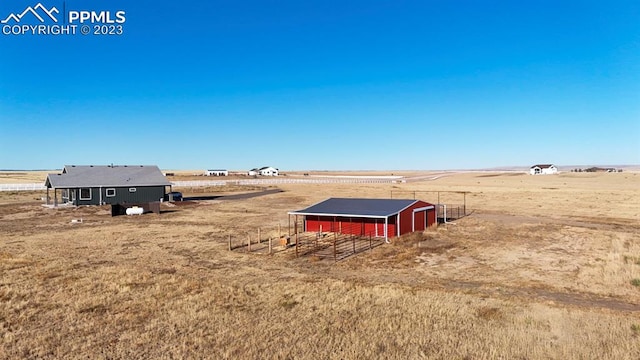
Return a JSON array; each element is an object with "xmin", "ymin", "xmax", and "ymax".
[
  {"xmin": 288, "ymin": 198, "xmax": 428, "ymax": 218},
  {"xmin": 287, "ymin": 211, "xmax": 390, "ymax": 219}
]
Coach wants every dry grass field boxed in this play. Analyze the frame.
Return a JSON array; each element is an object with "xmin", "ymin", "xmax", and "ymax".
[
  {"xmin": 0, "ymin": 171, "xmax": 51, "ymax": 184},
  {"xmin": 1, "ymin": 171, "xmax": 639, "ymax": 359}
]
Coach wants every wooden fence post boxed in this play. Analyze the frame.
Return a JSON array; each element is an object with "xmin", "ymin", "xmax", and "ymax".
[
  {"xmin": 352, "ymin": 236, "xmax": 356, "ymax": 254},
  {"xmin": 269, "ymin": 237, "xmax": 272, "ymax": 254},
  {"xmin": 295, "ymin": 232, "xmax": 299, "ymax": 258},
  {"xmin": 228, "ymin": 234, "xmax": 231, "ymax": 251},
  {"xmin": 258, "ymin": 228, "xmax": 261, "ymax": 244},
  {"xmin": 248, "ymin": 235, "xmax": 251, "ymax": 252}
]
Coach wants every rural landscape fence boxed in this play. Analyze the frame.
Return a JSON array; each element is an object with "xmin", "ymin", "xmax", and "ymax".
[
  {"xmin": 228, "ymin": 221, "xmax": 386, "ymax": 261},
  {"xmin": 0, "ymin": 183, "xmax": 46, "ymax": 191},
  {"xmin": 293, "ymin": 230, "xmax": 385, "ymax": 261},
  {"xmin": 437, "ymin": 204, "xmax": 467, "ymax": 221},
  {"xmin": 227, "ymin": 224, "xmax": 289, "ymax": 255},
  {"xmin": 173, "ymin": 178, "xmax": 397, "ymax": 187}
]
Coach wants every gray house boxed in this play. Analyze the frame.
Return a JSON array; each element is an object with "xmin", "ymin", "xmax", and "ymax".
[{"xmin": 44, "ymin": 165, "xmax": 172, "ymax": 207}]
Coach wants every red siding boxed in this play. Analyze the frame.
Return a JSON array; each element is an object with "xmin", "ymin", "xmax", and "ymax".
[
  {"xmin": 414, "ymin": 210, "xmax": 426, "ymax": 232},
  {"xmin": 427, "ymin": 208, "xmax": 436, "ymax": 228},
  {"xmin": 302, "ymin": 200, "xmax": 435, "ymax": 238},
  {"xmin": 305, "ymin": 216, "xmax": 399, "ymax": 238},
  {"xmin": 398, "ymin": 201, "xmax": 436, "ymax": 235},
  {"xmin": 305, "ymin": 215, "xmax": 334, "ymax": 232}
]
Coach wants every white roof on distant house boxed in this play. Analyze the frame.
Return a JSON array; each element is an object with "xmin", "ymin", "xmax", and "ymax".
[{"xmin": 45, "ymin": 165, "xmax": 171, "ymax": 188}]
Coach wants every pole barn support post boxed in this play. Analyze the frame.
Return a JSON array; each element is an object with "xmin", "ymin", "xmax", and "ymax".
[{"xmin": 384, "ymin": 216, "xmax": 389, "ymax": 243}]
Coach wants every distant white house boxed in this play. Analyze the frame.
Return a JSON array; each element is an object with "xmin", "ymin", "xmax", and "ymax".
[
  {"xmin": 530, "ymin": 164, "xmax": 558, "ymax": 175},
  {"xmin": 204, "ymin": 169, "xmax": 228, "ymax": 176},
  {"xmin": 260, "ymin": 166, "xmax": 278, "ymax": 176},
  {"xmin": 248, "ymin": 166, "xmax": 279, "ymax": 176}
]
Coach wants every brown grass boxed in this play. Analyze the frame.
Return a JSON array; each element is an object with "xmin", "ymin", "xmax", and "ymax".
[
  {"xmin": 1, "ymin": 171, "xmax": 639, "ymax": 359},
  {"xmin": 0, "ymin": 171, "xmax": 51, "ymax": 184}
]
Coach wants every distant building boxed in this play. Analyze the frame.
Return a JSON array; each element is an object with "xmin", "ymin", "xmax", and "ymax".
[
  {"xmin": 259, "ymin": 166, "xmax": 279, "ymax": 176},
  {"xmin": 248, "ymin": 166, "xmax": 279, "ymax": 176},
  {"xmin": 530, "ymin": 164, "xmax": 558, "ymax": 175},
  {"xmin": 204, "ymin": 169, "xmax": 228, "ymax": 176},
  {"xmin": 44, "ymin": 165, "xmax": 171, "ymax": 206}
]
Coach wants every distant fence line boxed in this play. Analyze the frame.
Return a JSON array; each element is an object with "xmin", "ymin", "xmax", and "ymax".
[
  {"xmin": 0, "ymin": 177, "xmax": 398, "ymax": 192},
  {"xmin": 172, "ymin": 178, "xmax": 397, "ymax": 187},
  {"xmin": 0, "ymin": 183, "xmax": 46, "ymax": 191}
]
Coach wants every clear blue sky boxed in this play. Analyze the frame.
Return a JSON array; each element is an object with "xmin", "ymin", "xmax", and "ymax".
[{"xmin": 1, "ymin": 0, "xmax": 638, "ymax": 170}]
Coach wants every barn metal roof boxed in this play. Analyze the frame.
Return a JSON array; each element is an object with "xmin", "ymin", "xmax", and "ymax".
[
  {"xmin": 45, "ymin": 165, "xmax": 171, "ymax": 188},
  {"xmin": 288, "ymin": 198, "xmax": 419, "ymax": 218}
]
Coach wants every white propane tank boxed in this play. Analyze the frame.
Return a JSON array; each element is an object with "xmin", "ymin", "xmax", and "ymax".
[{"xmin": 125, "ymin": 206, "xmax": 144, "ymax": 215}]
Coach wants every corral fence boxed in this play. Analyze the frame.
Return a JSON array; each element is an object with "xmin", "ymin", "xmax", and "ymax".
[
  {"xmin": 390, "ymin": 190, "xmax": 469, "ymax": 222},
  {"xmin": 228, "ymin": 221, "xmax": 386, "ymax": 261},
  {"xmin": 291, "ymin": 220, "xmax": 385, "ymax": 261},
  {"xmin": 437, "ymin": 204, "xmax": 467, "ymax": 222},
  {"xmin": 293, "ymin": 230, "xmax": 385, "ymax": 261},
  {"xmin": 228, "ymin": 223, "xmax": 290, "ymax": 255}
]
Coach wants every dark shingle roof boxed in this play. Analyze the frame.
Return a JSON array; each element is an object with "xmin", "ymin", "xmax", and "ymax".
[
  {"xmin": 45, "ymin": 165, "xmax": 171, "ymax": 188},
  {"xmin": 531, "ymin": 164, "xmax": 555, "ymax": 169},
  {"xmin": 289, "ymin": 198, "xmax": 419, "ymax": 218}
]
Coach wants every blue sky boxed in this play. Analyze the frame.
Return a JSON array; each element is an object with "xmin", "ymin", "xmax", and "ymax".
[{"xmin": 1, "ymin": 0, "xmax": 638, "ymax": 170}]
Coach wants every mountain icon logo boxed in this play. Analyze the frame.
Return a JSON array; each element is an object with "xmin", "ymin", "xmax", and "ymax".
[{"xmin": 1, "ymin": 3, "xmax": 59, "ymax": 24}]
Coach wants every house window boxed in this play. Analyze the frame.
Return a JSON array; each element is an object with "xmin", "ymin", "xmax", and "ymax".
[
  {"xmin": 129, "ymin": 188, "xmax": 137, "ymax": 193},
  {"xmin": 79, "ymin": 188, "xmax": 92, "ymax": 200},
  {"xmin": 106, "ymin": 188, "xmax": 116, "ymax": 197}
]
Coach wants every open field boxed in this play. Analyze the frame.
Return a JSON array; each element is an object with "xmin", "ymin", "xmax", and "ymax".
[
  {"xmin": 1, "ymin": 171, "xmax": 639, "ymax": 359},
  {"xmin": 0, "ymin": 171, "xmax": 52, "ymax": 184}
]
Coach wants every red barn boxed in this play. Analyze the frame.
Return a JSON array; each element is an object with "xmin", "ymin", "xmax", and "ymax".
[{"xmin": 288, "ymin": 198, "xmax": 436, "ymax": 242}]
